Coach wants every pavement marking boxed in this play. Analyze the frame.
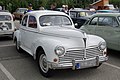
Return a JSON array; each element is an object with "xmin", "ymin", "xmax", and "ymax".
[
  {"xmin": 0, "ymin": 44, "xmax": 15, "ymax": 48},
  {"xmin": 0, "ymin": 63, "xmax": 16, "ymax": 80},
  {"xmin": 104, "ymin": 62, "xmax": 120, "ymax": 70}
]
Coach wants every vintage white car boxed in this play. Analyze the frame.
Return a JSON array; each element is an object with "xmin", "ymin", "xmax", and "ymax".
[
  {"xmin": 0, "ymin": 11, "xmax": 15, "ymax": 37},
  {"xmin": 13, "ymin": 10, "xmax": 108, "ymax": 77}
]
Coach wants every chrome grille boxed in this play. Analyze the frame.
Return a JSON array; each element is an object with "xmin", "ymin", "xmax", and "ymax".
[
  {"xmin": 5, "ymin": 22, "xmax": 12, "ymax": 29},
  {"xmin": 86, "ymin": 47, "xmax": 103, "ymax": 59},
  {"xmin": 59, "ymin": 47, "xmax": 103, "ymax": 64}
]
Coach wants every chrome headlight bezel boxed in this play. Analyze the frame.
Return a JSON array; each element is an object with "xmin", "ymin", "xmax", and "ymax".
[
  {"xmin": 98, "ymin": 42, "xmax": 106, "ymax": 51},
  {"xmin": 54, "ymin": 46, "xmax": 65, "ymax": 56}
]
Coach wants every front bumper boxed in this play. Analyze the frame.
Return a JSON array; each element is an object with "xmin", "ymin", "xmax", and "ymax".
[{"xmin": 48, "ymin": 56, "xmax": 108, "ymax": 70}]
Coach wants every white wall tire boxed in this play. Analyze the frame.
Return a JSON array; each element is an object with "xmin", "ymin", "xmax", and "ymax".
[{"xmin": 38, "ymin": 52, "xmax": 53, "ymax": 77}]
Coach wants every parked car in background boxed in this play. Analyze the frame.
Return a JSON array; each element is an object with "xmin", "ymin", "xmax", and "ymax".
[
  {"xmin": 13, "ymin": 8, "xmax": 28, "ymax": 20},
  {"xmin": 69, "ymin": 8, "xmax": 95, "ymax": 29},
  {"xmin": 57, "ymin": 8, "xmax": 62, "ymax": 11},
  {"xmin": 96, "ymin": 10, "xmax": 119, "ymax": 13},
  {"xmin": 0, "ymin": 11, "xmax": 15, "ymax": 38},
  {"xmin": 13, "ymin": 10, "xmax": 108, "ymax": 77},
  {"xmin": 80, "ymin": 13, "xmax": 120, "ymax": 51}
]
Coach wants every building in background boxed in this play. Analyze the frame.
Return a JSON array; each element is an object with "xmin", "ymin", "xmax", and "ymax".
[{"xmin": 90, "ymin": 0, "xmax": 115, "ymax": 10}]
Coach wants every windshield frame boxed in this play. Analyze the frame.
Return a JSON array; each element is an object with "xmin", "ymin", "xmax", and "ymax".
[
  {"xmin": 39, "ymin": 15, "xmax": 72, "ymax": 27},
  {"xmin": 0, "ymin": 15, "xmax": 12, "ymax": 21}
]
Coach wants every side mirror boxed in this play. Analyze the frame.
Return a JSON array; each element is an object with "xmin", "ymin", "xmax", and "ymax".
[
  {"xmin": 74, "ymin": 23, "xmax": 78, "ymax": 26},
  {"xmin": 74, "ymin": 23, "xmax": 78, "ymax": 28}
]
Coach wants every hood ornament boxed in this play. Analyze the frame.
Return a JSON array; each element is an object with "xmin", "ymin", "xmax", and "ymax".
[{"xmin": 82, "ymin": 32, "xmax": 87, "ymax": 59}]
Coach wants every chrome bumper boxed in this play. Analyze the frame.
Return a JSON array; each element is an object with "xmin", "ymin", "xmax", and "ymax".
[{"xmin": 48, "ymin": 56, "xmax": 108, "ymax": 70}]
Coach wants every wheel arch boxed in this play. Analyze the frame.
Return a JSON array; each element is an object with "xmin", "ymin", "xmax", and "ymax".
[
  {"xmin": 13, "ymin": 30, "xmax": 21, "ymax": 43},
  {"xmin": 34, "ymin": 46, "xmax": 45, "ymax": 60}
]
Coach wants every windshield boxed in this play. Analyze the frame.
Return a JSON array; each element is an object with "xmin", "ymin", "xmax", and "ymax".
[
  {"xmin": 39, "ymin": 15, "xmax": 72, "ymax": 27},
  {"xmin": 20, "ymin": 9, "xmax": 27, "ymax": 12},
  {"xmin": 78, "ymin": 11, "xmax": 93, "ymax": 17},
  {"xmin": 0, "ymin": 15, "xmax": 11, "ymax": 21},
  {"xmin": 17, "ymin": 8, "xmax": 27, "ymax": 13}
]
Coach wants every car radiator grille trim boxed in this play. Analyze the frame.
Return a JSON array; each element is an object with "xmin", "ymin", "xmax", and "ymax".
[
  {"xmin": 59, "ymin": 47, "xmax": 103, "ymax": 64},
  {"xmin": 5, "ymin": 22, "xmax": 12, "ymax": 29}
]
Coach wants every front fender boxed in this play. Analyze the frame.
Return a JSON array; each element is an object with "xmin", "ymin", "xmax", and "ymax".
[
  {"xmin": 13, "ymin": 30, "xmax": 21, "ymax": 42},
  {"xmin": 32, "ymin": 37, "xmax": 61, "ymax": 63},
  {"xmin": 86, "ymin": 34, "xmax": 106, "ymax": 48}
]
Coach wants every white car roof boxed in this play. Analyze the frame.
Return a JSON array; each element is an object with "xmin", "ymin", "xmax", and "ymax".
[
  {"xmin": 25, "ymin": 10, "xmax": 69, "ymax": 17},
  {"xmin": 0, "ymin": 12, "xmax": 12, "ymax": 15}
]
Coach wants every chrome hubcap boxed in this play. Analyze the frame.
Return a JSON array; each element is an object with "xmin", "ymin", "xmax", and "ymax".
[{"xmin": 39, "ymin": 54, "xmax": 48, "ymax": 73}]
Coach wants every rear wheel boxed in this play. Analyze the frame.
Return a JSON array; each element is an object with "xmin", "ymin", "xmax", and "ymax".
[{"xmin": 38, "ymin": 51, "xmax": 53, "ymax": 77}]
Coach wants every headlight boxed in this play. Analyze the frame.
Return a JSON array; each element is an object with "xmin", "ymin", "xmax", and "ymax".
[
  {"xmin": 55, "ymin": 46, "xmax": 65, "ymax": 56},
  {"xmin": 98, "ymin": 42, "xmax": 106, "ymax": 51}
]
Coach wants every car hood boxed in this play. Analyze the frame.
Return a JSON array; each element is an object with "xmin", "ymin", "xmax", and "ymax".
[{"xmin": 41, "ymin": 26, "xmax": 85, "ymax": 38}]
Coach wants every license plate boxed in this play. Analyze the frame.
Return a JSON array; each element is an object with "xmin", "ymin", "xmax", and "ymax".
[
  {"xmin": 75, "ymin": 59, "xmax": 96, "ymax": 69},
  {"xmin": 76, "ymin": 63, "xmax": 80, "ymax": 69}
]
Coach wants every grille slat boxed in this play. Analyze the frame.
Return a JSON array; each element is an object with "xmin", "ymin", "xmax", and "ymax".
[
  {"xmin": 86, "ymin": 47, "xmax": 103, "ymax": 59},
  {"xmin": 5, "ymin": 22, "xmax": 12, "ymax": 29},
  {"xmin": 59, "ymin": 47, "xmax": 103, "ymax": 64}
]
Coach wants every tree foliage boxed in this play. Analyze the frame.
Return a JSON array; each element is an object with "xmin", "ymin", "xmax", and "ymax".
[
  {"xmin": 110, "ymin": 0, "xmax": 120, "ymax": 8},
  {"xmin": 0, "ymin": 0, "xmax": 119, "ymax": 13}
]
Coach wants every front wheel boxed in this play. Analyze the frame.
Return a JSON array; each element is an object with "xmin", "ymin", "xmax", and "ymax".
[
  {"xmin": 15, "ymin": 40, "xmax": 23, "ymax": 53},
  {"xmin": 38, "ymin": 52, "xmax": 53, "ymax": 77}
]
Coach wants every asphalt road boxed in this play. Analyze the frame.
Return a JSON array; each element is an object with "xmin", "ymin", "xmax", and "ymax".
[{"xmin": 0, "ymin": 21, "xmax": 120, "ymax": 80}]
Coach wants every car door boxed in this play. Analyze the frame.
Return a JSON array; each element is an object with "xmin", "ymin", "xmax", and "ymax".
[
  {"xmin": 23, "ymin": 15, "xmax": 38, "ymax": 54},
  {"xmin": 20, "ymin": 15, "xmax": 28, "ymax": 48},
  {"xmin": 117, "ymin": 16, "xmax": 120, "ymax": 50},
  {"xmin": 95, "ymin": 16, "xmax": 120, "ymax": 50}
]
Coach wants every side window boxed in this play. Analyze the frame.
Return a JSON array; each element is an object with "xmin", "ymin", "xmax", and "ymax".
[
  {"xmin": 70, "ymin": 12, "xmax": 76, "ymax": 18},
  {"xmin": 98, "ymin": 17, "xmax": 107, "ymax": 26},
  {"xmin": 28, "ymin": 16, "xmax": 37, "ymax": 28},
  {"xmin": 79, "ymin": 12, "xmax": 86, "ymax": 17},
  {"xmin": 89, "ymin": 17, "xmax": 98, "ymax": 25},
  {"xmin": 112, "ymin": 17, "xmax": 118, "ymax": 27},
  {"xmin": 22, "ymin": 15, "xmax": 28, "ymax": 26},
  {"xmin": 98, "ymin": 17, "xmax": 118, "ymax": 27}
]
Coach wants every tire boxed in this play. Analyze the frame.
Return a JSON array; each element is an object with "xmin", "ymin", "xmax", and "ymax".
[
  {"xmin": 38, "ymin": 51, "xmax": 53, "ymax": 77},
  {"xmin": 15, "ymin": 40, "xmax": 23, "ymax": 53}
]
